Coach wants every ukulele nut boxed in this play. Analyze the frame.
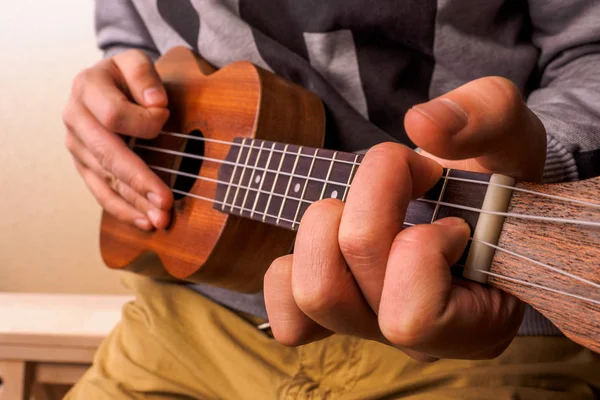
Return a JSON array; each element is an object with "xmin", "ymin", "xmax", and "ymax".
[{"xmin": 463, "ymin": 174, "xmax": 515, "ymax": 283}]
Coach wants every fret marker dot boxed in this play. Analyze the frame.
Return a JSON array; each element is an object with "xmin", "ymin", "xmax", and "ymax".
[
  {"xmin": 294, "ymin": 183, "xmax": 301, "ymax": 193},
  {"xmin": 331, "ymin": 190, "xmax": 338, "ymax": 199},
  {"xmin": 255, "ymin": 175, "xmax": 261, "ymax": 184}
]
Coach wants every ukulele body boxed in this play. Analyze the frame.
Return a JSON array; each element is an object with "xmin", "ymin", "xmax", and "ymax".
[{"xmin": 100, "ymin": 47, "xmax": 325, "ymax": 292}]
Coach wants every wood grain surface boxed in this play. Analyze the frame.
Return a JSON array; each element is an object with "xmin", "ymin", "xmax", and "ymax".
[{"xmin": 490, "ymin": 177, "xmax": 600, "ymax": 353}]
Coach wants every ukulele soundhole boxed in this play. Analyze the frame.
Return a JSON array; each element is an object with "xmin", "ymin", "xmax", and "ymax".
[{"xmin": 172, "ymin": 129, "xmax": 204, "ymax": 200}]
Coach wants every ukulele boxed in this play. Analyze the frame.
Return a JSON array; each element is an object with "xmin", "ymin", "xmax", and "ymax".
[{"xmin": 100, "ymin": 47, "xmax": 600, "ymax": 353}]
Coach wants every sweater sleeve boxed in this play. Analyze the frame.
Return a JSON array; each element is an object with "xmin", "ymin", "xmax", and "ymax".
[
  {"xmin": 525, "ymin": 1, "xmax": 600, "ymax": 182},
  {"xmin": 95, "ymin": 0, "xmax": 160, "ymax": 60}
]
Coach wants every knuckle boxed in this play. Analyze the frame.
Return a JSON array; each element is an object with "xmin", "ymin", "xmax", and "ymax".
[
  {"xmin": 64, "ymin": 133, "xmax": 76, "ymax": 153},
  {"xmin": 129, "ymin": 171, "xmax": 146, "ymax": 190},
  {"xmin": 293, "ymin": 278, "xmax": 338, "ymax": 315},
  {"xmin": 392, "ymin": 225, "xmax": 429, "ymax": 250},
  {"xmin": 338, "ymin": 229, "xmax": 379, "ymax": 264},
  {"xmin": 131, "ymin": 191, "xmax": 148, "ymax": 211},
  {"xmin": 110, "ymin": 177, "xmax": 122, "ymax": 194},
  {"xmin": 129, "ymin": 59, "xmax": 154, "ymax": 83},
  {"xmin": 71, "ymin": 68, "xmax": 91, "ymax": 95},
  {"xmin": 379, "ymin": 313, "xmax": 428, "ymax": 349},
  {"xmin": 124, "ymin": 171, "xmax": 147, "ymax": 194},
  {"xmin": 61, "ymin": 108, "xmax": 70, "ymax": 127},
  {"xmin": 120, "ymin": 49, "xmax": 156, "ymax": 83},
  {"xmin": 61, "ymin": 102, "xmax": 76, "ymax": 129},
  {"xmin": 98, "ymin": 98, "xmax": 127, "ymax": 131},
  {"xmin": 96, "ymin": 149, "xmax": 115, "ymax": 171}
]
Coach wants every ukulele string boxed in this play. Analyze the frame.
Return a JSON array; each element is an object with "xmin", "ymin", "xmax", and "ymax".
[
  {"xmin": 401, "ymin": 222, "xmax": 600, "ymax": 292},
  {"xmin": 146, "ymin": 161, "xmax": 600, "ymax": 228},
  {"xmin": 417, "ymin": 199, "xmax": 600, "ymax": 227},
  {"xmin": 475, "ymin": 270, "xmax": 600, "ymax": 306},
  {"xmin": 137, "ymin": 144, "xmax": 338, "ymax": 187},
  {"xmin": 159, "ymin": 131, "xmax": 361, "ymax": 166},
  {"xmin": 156, "ymin": 131, "xmax": 600, "ymax": 210}
]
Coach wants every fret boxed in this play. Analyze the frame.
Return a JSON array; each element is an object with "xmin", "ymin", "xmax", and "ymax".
[
  {"xmin": 228, "ymin": 138, "xmax": 254, "ymax": 213},
  {"xmin": 221, "ymin": 137, "xmax": 247, "ymax": 211},
  {"xmin": 262, "ymin": 143, "xmax": 289, "ymax": 222},
  {"xmin": 319, "ymin": 151, "xmax": 338, "ymax": 200},
  {"xmin": 250, "ymin": 141, "xmax": 277, "ymax": 218},
  {"xmin": 259, "ymin": 142, "xmax": 292, "ymax": 227},
  {"xmin": 276, "ymin": 146, "xmax": 317, "ymax": 230},
  {"xmin": 342, "ymin": 154, "xmax": 361, "ymax": 202},
  {"xmin": 292, "ymin": 148, "xmax": 320, "ymax": 230},
  {"xmin": 238, "ymin": 140, "xmax": 267, "ymax": 217},
  {"xmin": 276, "ymin": 145, "xmax": 302, "ymax": 226},
  {"xmin": 291, "ymin": 148, "xmax": 337, "ymax": 223},
  {"xmin": 435, "ymin": 169, "xmax": 490, "ymax": 224},
  {"xmin": 430, "ymin": 169, "xmax": 491, "ymax": 267},
  {"xmin": 246, "ymin": 141, "xmax": 287, "ymax": 225},
  {"xmin": 323, "ymin": 151, "xmax": 362, "ymax": 203},
  {"xmin": 431, "ymin": 168, "xmax": 451, "ymax": 223}
]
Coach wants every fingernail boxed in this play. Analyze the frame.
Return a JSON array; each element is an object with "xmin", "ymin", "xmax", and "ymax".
[
  {"xmin": 147, "ymin": 192, "xmax": 163, "ymax": 209},
  {"xmin": 412, "ymin": 98, "xmax": 469, "ymax": 134},
  {"xmin": 134, "ymin": 218, "xmax": 152, "ymax": 231},
  {"xmin": 143, "ymin": 87, "xmax": 165, "ymax": 106},
  {"xmin": 147, "ymin": 209, "xmax": 161, "ymax": 227},
  {"xmin": 433, "ymin": 217, "xmax": 466, "ymax": 227}
]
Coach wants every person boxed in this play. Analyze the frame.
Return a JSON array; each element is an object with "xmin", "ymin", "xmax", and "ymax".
[{"xmin": 63, "ymin": 0, "xmax": 600, "ymax": 398}]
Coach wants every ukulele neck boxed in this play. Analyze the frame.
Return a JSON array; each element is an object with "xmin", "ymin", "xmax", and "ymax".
[{"xmin": 214, "ymin": 137, "xmax": 495, "ymax": 233}]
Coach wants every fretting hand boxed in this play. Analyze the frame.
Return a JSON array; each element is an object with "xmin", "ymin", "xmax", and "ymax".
[
  {"xmin": 63, "ymin": 50, "xmax": 173, "ymax": 231},
  {"xmin": 264, "ymin": 77, "xmax": 547, "ymax": 361}
]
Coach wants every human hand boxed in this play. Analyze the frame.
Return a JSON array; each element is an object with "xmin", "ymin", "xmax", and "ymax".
[
  {"xmin": 63, "ymin": 49, "xmax": 173, "ymax": 231},
  {"xmin": 264, "ymin": 77, "xmax": 546, "ymax": 361}
]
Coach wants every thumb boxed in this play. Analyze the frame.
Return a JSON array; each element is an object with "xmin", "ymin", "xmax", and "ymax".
[
  {"xmin": 404, "ymin": 76, "xmax": 546, "ymax": 181},
  {"xmin": 112, "ymin": 49, "xmax": 169, "ymax": 109}
]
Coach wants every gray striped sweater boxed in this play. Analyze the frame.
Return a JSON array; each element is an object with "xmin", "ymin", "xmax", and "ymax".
[{"xmin": 96, "ymin": 0, "xmax": 600, "ymax": 336}]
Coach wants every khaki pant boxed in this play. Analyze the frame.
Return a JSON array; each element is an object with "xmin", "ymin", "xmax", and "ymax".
[{"xmin": 66, "ymin": 273, "xmax": 600, "ymax": 399}]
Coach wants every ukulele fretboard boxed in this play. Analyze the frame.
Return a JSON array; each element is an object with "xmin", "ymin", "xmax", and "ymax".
[{"xmin": 215, "ymin": 138, "xmax": 493, "ymax": 235}]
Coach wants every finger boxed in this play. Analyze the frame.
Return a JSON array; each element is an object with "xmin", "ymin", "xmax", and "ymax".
[
  {"xmin": 65, "ymin": 130, "xmax": 169, "ymax": 228},
  {"xmin": 339, "ymin": 142, "xmax": 442, "ymax": 312},
  {"xmin": 264, "ymin": 255, "xmax": 332, "ymax": 346},
  {"xmin": 404, "ymin": 76, "xmax": 546, "ymax": 181},
  {"xmin": 73, "ymin": 63, "xmax": 169, "ymax": 138},
  {"xmin": 64, "ymin": 100, "xmax": 173, "ymax": 214},
  {"xmin": 112, "ymin": 49, "xmax": 168, "ymax": 108},
  {"xmin": 379, "ymin": 217, "xmax": 524, "ymax": 359},
  {"xmin": 73, "ymin": 160, "xmax": 153, "ymax": 231},
  {"xmin": 292, "ymin": 199, "xmax": 383, "ymax": 341}
]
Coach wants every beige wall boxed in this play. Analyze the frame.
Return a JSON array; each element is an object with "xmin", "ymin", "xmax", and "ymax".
[{"xmin": 0, "ymin": 1, "xmax": 128, "ymax": 294}]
